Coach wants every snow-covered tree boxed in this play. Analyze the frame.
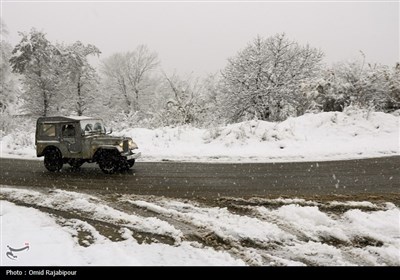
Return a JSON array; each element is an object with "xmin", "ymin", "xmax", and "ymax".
[
  {"xmin": 100, "ymin": 45, "xmax": 159, "ymax": 114},
  {"xmin": 386, "ymin": 63, "xmax": 400, "ymax": 111},
  {"xmin": 59, "ymin": 41, "xmax": 101, "ymax": 116},
  {"xmin": 200, "ymin": 73, "xmax": 224, "ymax": 126},
  {"xmin": 0, "ymin": 19, "xmax": 20, "ymax": 133},
  {"xmin": 220, "ymin": 34, "xmax": 324, "ymax": 122},
  {"xmin": 159, "ymin": 73, "xmax": 207, "ymax": 125},
  {"xmin": 9, "ymin": 29, "xmax": 63, "ymax": 116},
  {"xmin": 125, "ymin": 45, "xmax": 159, "ymax": 112},
  {"xmin": 100, "ymin": 53, "xmax": 129, "ymax": 113},
  {"xmin": 0, "ymin": 20, "xmax": 15, "ymax": 113}
]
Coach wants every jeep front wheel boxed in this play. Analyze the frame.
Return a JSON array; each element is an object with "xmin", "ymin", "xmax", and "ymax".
[
  {"xmin": 98, "ymin": 150, "xmax": 119, "ymax": 174},
  {"xmin": 99, "ymin": 158, "xmax": 118, "ymax": 174},
  {"xmin": 44, "ymin": 148, "xmax": 63, "ymax": 172},
  {"xmin": 128, "ymin": 159, "xmax": 135, "ymax": 168}
]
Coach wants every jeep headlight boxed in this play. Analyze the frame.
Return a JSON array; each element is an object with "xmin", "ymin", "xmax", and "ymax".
[
  {"xmin": 128, "ymin": 140, "xmax": 137, "ymax": 149},
  {"xmin": 118, "ymin": 141, "xmax": 123, "ymax": 148}
]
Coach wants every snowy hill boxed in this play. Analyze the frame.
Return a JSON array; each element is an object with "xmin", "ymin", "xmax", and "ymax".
[{"xmin": 0, "ymin": 110, "xmax": 399, "ymax": 162}]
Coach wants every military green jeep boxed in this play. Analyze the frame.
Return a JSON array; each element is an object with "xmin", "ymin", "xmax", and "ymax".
[{"xmin": 35, "ymin": 116, "xmax": 141, "ymax": 174}]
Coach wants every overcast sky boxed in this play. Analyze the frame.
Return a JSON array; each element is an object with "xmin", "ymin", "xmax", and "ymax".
[{"xmin": 1, "ymin": 1, "xmax": 399, "ymax": 76}]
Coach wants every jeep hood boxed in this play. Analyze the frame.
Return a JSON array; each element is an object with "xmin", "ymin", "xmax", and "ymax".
[{"xmin": 85, "ymin": 135, "xmax": 132, "ymax": 145}]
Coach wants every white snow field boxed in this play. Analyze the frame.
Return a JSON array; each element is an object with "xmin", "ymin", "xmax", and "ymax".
[
  {"xmin": 1, "ymin": 187, "xmax": 399, "ymax": 266},
  {"xmin": 0, "ymin": 110, "xmax": 399, "ymax": 162}
]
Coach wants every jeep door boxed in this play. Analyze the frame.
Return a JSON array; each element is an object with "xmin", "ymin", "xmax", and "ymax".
[{"xmin": 61, "ymin": 123, "xmax": 82, "ymax": 154}]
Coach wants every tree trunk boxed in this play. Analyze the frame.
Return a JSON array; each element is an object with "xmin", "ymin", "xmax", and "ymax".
[
  {"xmin": 121, "ymin": 82, "xmax": 131, "ymax": 114},
  {"xmin": 134, "ymin": 88, "xmax": 139, "ymax": 111},
  {"xmin": 77, "ymin": 80, "xmax": 83, "ymax": 116},
  {"xmin": 43, "ymin": 90, "xmax": 48, "ymax": 117}
]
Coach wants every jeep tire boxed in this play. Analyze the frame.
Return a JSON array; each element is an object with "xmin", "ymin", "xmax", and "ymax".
[
  {"xmin": 44, "ymin": 148, "xmax": 63, "ymax": 172},
  {"xmin": 99, "ymin": 158, "xmax": 118, "ymax": 174},
  {"xmin": 98, "ymin": 150, "xmax": 120, "ymax": 174},
  {"xmin": 128, "ymin": 159, "xmax": 135, "ymax": 168},
  {"xmin": 115, "ymin": 156, "xmax": 130, "ymax": 172}
]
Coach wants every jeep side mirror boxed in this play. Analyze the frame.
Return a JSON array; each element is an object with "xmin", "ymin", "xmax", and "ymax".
[{"xmin": 107, "ymin": 128, "xmax": 113, "ymax": 135}]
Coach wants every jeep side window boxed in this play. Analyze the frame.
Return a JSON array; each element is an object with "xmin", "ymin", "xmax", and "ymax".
[
  {"xmin": 62, "ymin": 124, "xmax": 75, "ymax": 138},
  {"xmin": 41, "ymin": 124, "xmax": 56, "ymax": 137},
  {"xmin": 84, "ymin": 124, "xmax": 93, "ymax": 132}
]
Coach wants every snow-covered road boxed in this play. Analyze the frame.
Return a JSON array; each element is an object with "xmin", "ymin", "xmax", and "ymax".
[{"xmin": 1, "ymin": 187, "xmax": 399, "ymax": 266}]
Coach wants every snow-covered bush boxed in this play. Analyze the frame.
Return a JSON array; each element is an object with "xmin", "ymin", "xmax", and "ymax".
[{"xmin": 314, "ymin": 58, "xmax": 400, "ymax": 114}]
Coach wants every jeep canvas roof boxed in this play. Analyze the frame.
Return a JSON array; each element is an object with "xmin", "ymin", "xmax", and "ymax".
[{"xmin": 37, "ymin": 116, "xmax": 96, "ymax": 123}]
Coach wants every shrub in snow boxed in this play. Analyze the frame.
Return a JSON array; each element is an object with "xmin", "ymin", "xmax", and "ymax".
[
  {"xmin": 313, "ymin": 59, "xmax": 400, "ymax": 114},
  {"xmin": 391, "ymin": 109, "xmax": 400, "ymax": 117}
]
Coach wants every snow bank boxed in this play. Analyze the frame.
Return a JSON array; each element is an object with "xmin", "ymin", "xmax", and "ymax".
[
  {"xmin": 0, "ymin": 130, "xmax": 36, "ymax": 159},
  {"xmin": 129, "ymin": 200, "xmax": 294, "ymax": 245},
  {"xmin": 0, "ymin": 110, "xmax": 398, "ymax": 162},
  {"xmin": 130, "ymin": 198, "xmax": 400, "ymax": 266},
  {"xmin": 0, "ymin": 187, "xmax": 182, "ymax": 242},
  {"xmin": 0, "ymin": 201, "xmax": 244, "ymax": 266},
  {"xmin": 107, "ymin": 110, "xmax": 400, "ymax": 162},
  {"xmin": 1, "ymin": 187, "xmax": 399, "ymax": 266}
]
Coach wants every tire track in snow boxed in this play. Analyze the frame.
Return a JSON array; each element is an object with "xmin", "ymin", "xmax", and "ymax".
[
  {"xmin": 0, "ymin": 187, "xmax": 182, "ymax": 244},
  {"xmin": 117, "ymin": 195, "xmax": 399, "ymax": 266},
  {"xmin": 1, "ymin": 186, "xmax": 399, "ymax": 266}
]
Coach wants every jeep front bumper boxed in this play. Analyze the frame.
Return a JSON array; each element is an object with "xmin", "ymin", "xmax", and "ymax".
[{"xmin": 123, "ymin": 151, "xmax": 141, "ymax": 160}]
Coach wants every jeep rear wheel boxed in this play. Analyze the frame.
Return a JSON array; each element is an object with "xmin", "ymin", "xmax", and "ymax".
[{"xmin": 44, "ymin": 148, "xmax": 63, "ymax": 172}]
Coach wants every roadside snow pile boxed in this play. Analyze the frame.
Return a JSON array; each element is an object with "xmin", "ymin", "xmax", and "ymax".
[
  {"xmin": 1, "ymin": 187, "xmax": 399, "ymax": 266},
  {"xmin": 128, "ymin": 198, "xmax": 400, "ymax": 266},
  {"xmin": 0, "ymin": 200, "xmax": 244, "ymax": 266},
  {"xmin": 0, "ymin": 129, "xmax": 36, "ymax": 159},
  {"xmin": 121, "ymin": 110, "xmax": 399, "ymax": 162},
  {"xmin": 0, "ymin": 187, "xmax": 182, "ymax": 242},
  {"xmin": 129, "ymin": 200, "xmax": 294, "ymax": 245},
  {"xmin": 1, "ymin": 110, "xmax": 398, "ymax": 162}
]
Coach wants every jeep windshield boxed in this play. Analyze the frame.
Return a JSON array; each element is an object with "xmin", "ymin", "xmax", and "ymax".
[{"xmin": 80, "ymin": 119, "xmax": 106, "ymax": 135}]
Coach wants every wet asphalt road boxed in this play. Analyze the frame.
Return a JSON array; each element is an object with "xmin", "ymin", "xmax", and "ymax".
[{"xmin": 0, "ymin": 156, "xmax": 399, "ymax": 203}]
